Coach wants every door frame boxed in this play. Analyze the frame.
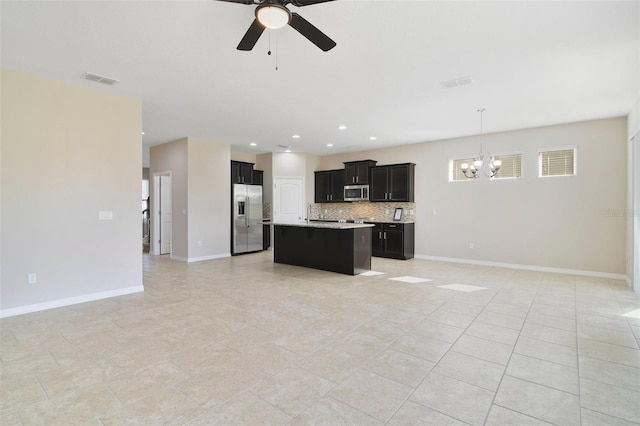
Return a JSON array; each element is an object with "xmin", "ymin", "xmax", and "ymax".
[{"xmin": 152, "ymin": 171, "xmax": 172, "ymax": 255}]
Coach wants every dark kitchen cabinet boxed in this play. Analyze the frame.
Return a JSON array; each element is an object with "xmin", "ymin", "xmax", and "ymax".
[
  {"xmin": 231, "ymin": 161, "xmax": 254, "ymax": 184},
  {"xmin": 274, "ymin": 224, "xmax": 371, "ymax": 275},
  {"xmin": 344, "ymin": 160, "xmax": 377, "ymax": 185},
  {"xmin": 315, "ymin": 169, "xmax": 345, "ymax": 203},
  {"xmin": 263, "ymin": 223, "xmax": 270, "ymax": 250},
  {"xmin": 252, "ymin": 169, "xmax": 264, "ymax": 186},
  {"xmin": 370, "ymin": 222, "xmax": 414, "ymax": 260},
  {"xmin": 370, "ymin": 163, "xmax": 415, "ymax": 202}
]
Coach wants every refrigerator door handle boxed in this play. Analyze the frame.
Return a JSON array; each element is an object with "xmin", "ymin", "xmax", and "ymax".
[{"xmin": 246, "ymin": 197, "xmax": 250, "ymax": 227}]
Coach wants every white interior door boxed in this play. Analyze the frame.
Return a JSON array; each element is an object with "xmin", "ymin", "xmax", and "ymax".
[
  {"xmin": 274, "ymin": 178, "xmax": 304, "ymax": 224},
  {"xmin": 160, "ymin": 175, "xmax": 172, "ymax": 254}
]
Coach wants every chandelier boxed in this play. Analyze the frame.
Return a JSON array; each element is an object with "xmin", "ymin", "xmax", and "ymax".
[{"xmin": 460, "ymin": 109, "xmax": 502, "ymax": 178}]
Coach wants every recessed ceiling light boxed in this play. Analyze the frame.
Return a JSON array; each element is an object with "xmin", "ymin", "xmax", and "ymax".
[
  {"xmin": 292, "ymin": 134, "xmax": 300, "ymax": 139},
  {"xmin": 369, "ymin": 136, "xmax": 377, "ymax": 141},
  {"xmin": 141, "ymin": 132, "xmax": 145, "ymax": 135},
  {"xmin": 285, "ymin": 149, "xmax": 292, "ymax": 153},
  {"xmin": 338, "ymin": 125, "xmax": 347, "ymax": 130},
  {"xmin": 249, "ymin": 143, "xmax": 257, "ymax": 146},
  {"xmin": 327, "ymin": 143, "xmax": 334, "ymax": 147}
]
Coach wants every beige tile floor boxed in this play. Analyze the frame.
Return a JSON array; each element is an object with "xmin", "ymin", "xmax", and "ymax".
[{"xmin": 2, "ymin": 251, "xmax": 640, "ymax": 425}]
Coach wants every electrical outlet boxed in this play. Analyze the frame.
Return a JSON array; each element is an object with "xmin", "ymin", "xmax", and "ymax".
[
  {"xmin": 469, "ymin": 243, "xmax": 474, "ymax": 249},
  {"xmin": 28, "ymin": 273, "xmax": 37, "ymax": 284},
  {"xmin": 410, "ymin": 209, "xmax": 415, "ymax": 215},
  {"xmin": 197, "ymin": 240, "xmax": 202, "ymax": 247}
]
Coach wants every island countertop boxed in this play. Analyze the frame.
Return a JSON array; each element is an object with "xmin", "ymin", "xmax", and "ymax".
[{"xmin": 273, "ymin": 222, "xmax": 374, "ymax": 230}]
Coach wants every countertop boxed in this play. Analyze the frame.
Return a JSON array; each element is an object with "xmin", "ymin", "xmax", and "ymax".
[
  {"xmin": 310, "ymin": 219, "xmax": 415, "ymax": 224},
  {"xmin": 274, "ymin": 222, "xmax": 374, "ymax": 229}
]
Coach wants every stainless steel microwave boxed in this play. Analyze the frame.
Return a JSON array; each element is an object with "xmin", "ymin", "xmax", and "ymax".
[{"xmin": 344, "ymin": 185, "xmax": 369, "ymax": 202}]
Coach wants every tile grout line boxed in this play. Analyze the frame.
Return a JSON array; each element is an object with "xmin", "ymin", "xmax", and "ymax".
[
  {"xmin": 386, "ymin": 273, "xmax": 518, "ymax": 425},
  {"xmin": 480, "ymin": 272, "xmax": 544, "ymax": 425}
]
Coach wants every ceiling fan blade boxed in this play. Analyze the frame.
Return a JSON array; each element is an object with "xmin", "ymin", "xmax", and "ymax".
[
  {"xmin": 212, "ymin": 0, "xmax": 255, "ymax": 4},
  {"xmin": 290, "ymin": 0, "xmax": 338, "ymax": 6},
  {"xmin": 289, "ymin": 12, "xmax": 336, "ymax": 51},
  {"xmin": 237, "ymin": 18, "xmax": 265, "ymax": 51}
]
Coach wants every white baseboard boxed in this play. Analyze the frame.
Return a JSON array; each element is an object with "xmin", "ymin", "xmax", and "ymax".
[
  {"xmin": 170, "ymin": 253, "xmax": 231, "ymax": 263},
  {"xmin": 414, "ymin": 254, "xmax": 629, "ymax": 281},
  {"xmin": 0, "ymin": 285, "xmax": 144, "ymax": 319},
  {"xmin": 187, "ymin": 253, "xmax": 231, "ymax": 263}
]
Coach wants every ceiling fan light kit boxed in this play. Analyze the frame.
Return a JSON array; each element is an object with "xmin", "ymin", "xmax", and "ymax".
[
  {"xmin": 215, "ymin": 0, "xmax": 337, "ymax": 52},
  {"xmin": 256, "ymin": 4, "xmax": 290, "ymax": 29}
]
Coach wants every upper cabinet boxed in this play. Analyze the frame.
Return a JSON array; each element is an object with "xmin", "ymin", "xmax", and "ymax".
[
  {"xmin": 315, "ymin": 169, "xmax": 345, "ymax": 203},
  {"xmin": 231, "ymin": 161, "xmax": 258, "ymax": 185},
  {"xmin": 344, "ymin": 160, "xmax": 377, "ymax": 185},
  {"xmin": 252, "ymin": 169, "xmax": 264, "ymax": 186},
  {"xmin": 370, "ymin": 163, "xmax": 415, "ymax": 202}
]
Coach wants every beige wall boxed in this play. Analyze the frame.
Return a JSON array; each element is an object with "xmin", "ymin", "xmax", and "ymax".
[
  {"xmin": 187, "ymin": 137, "xmax": 230, "ymax": 259},
  {"xmin": 1, "ymin": 68, "xmax": 143, "ymax": 314},
  {"xmin": 256, "ymin": 152, "xmax": 273, "ymax": 209},
  {"xmin": 628, "ymin": 98, "xmax": 640, "ymax": 291},
  {"xmin": 317, "ymin": 118, "xmax": 628, "ymax": 275},
  {"xmin": 151, "ymin": 137, "xmax": 231, "ymax": 261},
  {"xmin": 231, "ymin": 151, "xmax": 256, "ymax": 164}
]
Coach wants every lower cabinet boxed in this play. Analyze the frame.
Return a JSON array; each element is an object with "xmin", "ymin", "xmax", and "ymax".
[
  {"xmin": 263, "ymin": 223, "xmax": 270, "ymax": 250},
  {"xmin": 371, "ymin": 222, "xmax": 414, "ymax": 260}
]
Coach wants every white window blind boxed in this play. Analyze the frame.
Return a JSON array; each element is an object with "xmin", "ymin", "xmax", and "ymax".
[
  {"xmin": 539, "ymin": 148, "xmax": 576, "ymax": 177},
  {"xmin": 493, "ymin": 153, "xmax": 522, "ymax": 179},
  {"xmin": 450, "ymin": 158, "xmax": 475, "ymax": 181}
]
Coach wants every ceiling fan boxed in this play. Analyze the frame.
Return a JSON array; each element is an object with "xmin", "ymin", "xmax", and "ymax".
[{"xmin": 214, "ymin": 0, "xmax": 337, "ymax": 52}]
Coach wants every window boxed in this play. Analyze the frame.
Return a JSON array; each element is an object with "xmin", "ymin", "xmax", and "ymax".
[
  {"xmin": 492, "ymin": 153, "xmax": 522, "ymax": 179},
  {"xmin": 539, "ymin": 147, "xmax": 576, "ymax": 177},
  {"xmin": 450, "ymin": 157, "xmax": 475, "ymax": 182}
]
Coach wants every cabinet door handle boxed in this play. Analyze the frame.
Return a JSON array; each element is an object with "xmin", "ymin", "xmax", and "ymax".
[
  {"xmin": 379, "ymin": 231, "xmax": 382, "ymax": 239},
  {"xmin": 330, "ymin": 194, "xmax": 333, "ymax": 200},
  {"xmin": 356, "ymin": 176, "xmax": 359, "ymax": 183},
  {"xmin": 383, "ymin": 232, "xmax": 386, "ymax": 240}
]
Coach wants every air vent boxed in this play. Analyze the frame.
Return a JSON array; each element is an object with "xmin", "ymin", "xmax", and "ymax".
[
  {"xmin": 82, "ymin": 72, "xmax": 119, "ymax": 86},
  {"xmin": 440, "ymin": 76, "xmax": 473, "ymax": 89},
  {"xmin": 277, "ymin": 144, "xmax": 291, "ymax": 149}
]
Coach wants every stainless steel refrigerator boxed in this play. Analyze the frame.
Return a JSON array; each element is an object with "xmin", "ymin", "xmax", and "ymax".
[{"xmin": 232, "ymin": 184, "xmax": 263, "ymax": 254}]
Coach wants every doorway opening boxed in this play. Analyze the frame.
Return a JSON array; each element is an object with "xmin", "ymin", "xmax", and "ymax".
[{"xmin": 142, "ymin": 168, "xmax": 150, "ymax": 253}]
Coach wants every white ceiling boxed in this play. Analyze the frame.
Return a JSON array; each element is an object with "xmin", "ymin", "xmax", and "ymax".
[{"xmin": 1, "ymin": 0, "xmax": 638, "ymax": 165}]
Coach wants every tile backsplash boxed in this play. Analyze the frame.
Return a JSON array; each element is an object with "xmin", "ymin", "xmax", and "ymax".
[
  {"xmin": 263, "ymin": 201, "xmax": 415, "ymax": 222},
  {"xmin": 310, "ymin": 202, "xmax": 416, "ymax": 222}
]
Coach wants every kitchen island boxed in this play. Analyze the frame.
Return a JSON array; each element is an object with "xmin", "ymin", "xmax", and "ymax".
[{"xmin": 273, "ymin": 222, "xmax": 374, "ymax": 275}]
